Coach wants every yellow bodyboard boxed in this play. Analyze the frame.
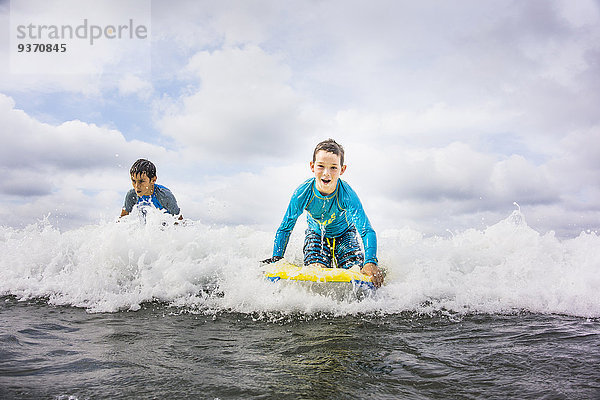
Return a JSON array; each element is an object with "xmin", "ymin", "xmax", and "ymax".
[{"xmin": 263, "ymin": 261, "xmax": 374, "ymax": 289}]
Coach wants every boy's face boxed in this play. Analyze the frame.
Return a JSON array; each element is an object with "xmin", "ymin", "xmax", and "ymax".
[
  {"xmin": 131, "ymin": 172, "xmax": 156, "ymax": 196},
  {"xmin": 310, "ymin": 150, "xmax": 346, "ymax": 195}
]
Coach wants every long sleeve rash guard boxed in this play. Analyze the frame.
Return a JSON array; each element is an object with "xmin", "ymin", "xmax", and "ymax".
[{"xmin": 273, "ymin": 178, "xmax": 378, "ymax": 265}]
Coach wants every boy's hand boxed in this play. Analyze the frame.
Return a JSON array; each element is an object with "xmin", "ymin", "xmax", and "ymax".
[{"xmin": 361, "ymin": 263, "xmax": 384, "ymax": 288}]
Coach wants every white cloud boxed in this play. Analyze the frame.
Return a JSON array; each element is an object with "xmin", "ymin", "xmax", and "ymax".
[
  {"xmin": 157, "ymin": 45, "xmax": 315, "ymax": 162},
  {"xmin": 556, "ymin": 0, "xmax": 600, "ymax": 28},
  {"xmin": 0, "ymin": 94, "xmax": 164, "ymax": 172},
  {"xmin": 332, "ymin": 104, "xmax": 519, "ymax": 149},
  {"xmin": 0, "ymin": 173, "xmax": 123, "ymax": 229},
  {"xmin": 326, "ymin": 139, "xmax": 571, "ymax": 235},
  {"xmin": 489, "ymin": 155, "xmax": 557, "ymax": 205},
  {"xmin": 118, "ymin": 74, "xmax": 153, "ymax": 100},
  {"xmin": 188, "ymin": 163, "xmax": 307, "ymax": 227},
  {"xmin": 545, "ymin": 126, "xmax": 600, "ymax": 213}
]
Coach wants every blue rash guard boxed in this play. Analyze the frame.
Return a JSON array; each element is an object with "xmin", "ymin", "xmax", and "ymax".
[
  {"xmin": 273, "ymin": 178, "xmax": 378, "ymax": 265},
  {"xmin": 123, "ymin": 184, "xmax": 180, "ymax": 216}
]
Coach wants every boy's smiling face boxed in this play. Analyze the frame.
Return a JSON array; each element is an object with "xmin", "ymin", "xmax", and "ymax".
[
  {"xmin": 131, "ymin": 172, "xmax": 156, "ymax": 196},
  {"xmin": 310, "ymin": 150, "xmax": 346, "ymax": 195}
]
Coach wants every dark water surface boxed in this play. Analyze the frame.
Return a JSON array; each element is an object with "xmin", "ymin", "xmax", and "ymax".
[{"xmin": 1, "ymin": 297, "xmax": 599, "ymax": 400}]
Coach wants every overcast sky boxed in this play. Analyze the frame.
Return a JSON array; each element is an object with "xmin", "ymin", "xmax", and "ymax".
[{"xmin": 1, "ymin": 0, "xmax": 599, "ymax": 237}]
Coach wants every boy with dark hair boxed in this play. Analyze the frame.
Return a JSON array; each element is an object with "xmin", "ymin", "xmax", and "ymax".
[
  {"xmin": 120, "ymin": 158, "xmax": 181, "ymax": 217},
  {"xmin": 265, "ymin": 139, "xmax": 384, "ymax": 287}
]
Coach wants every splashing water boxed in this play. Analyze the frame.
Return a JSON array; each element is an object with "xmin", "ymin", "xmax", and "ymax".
[{"xmin": 1, "ymin": 208, "xmax": 598, "ymax": 317}]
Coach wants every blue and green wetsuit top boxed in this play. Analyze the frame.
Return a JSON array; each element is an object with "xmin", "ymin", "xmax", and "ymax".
[
  {"xmin": 123, "ymin": 184, "xmax": 180, "ymax": 216},
  {"xmin": 273, "ymin": 178, "xmax": 378, "ymax": 265}
]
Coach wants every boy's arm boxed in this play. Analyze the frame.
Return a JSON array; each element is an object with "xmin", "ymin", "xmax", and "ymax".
[
  {"xmin": 350, "ymin": 196, "xmax": 383, "ymax": 286},
  {"xmin": 342, "ymin": 182, "xmax": 378, "ymax": 265},
  {"xmin": 156, "ymin": 186, "xmax": 181, "ymax": 216},
  {"xmin": 361, "ymin": 228, "xmax": 378, "ymax": 265},
  {"xmin": 120, "ymin": 189, "xmax": 137, "ymax": 217},
  {"xmin": 272, "ymin": 180, "xmax": 313, "ymax": 258},
  {"xmin": 273, "ymin": 201, "xmax": 302, "ymax": 258}
]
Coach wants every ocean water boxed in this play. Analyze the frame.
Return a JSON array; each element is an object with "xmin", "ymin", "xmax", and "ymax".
[{"xmin": 1, "ymin": 209, "xmax": 599, "ymax": 399}]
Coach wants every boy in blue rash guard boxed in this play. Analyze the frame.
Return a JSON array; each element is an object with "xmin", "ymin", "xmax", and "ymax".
[
  {"xmin": 120, "ymin": 159, "xmax": 181, "ymax": 218},
  {"xmin": 265, "ymin": 139, "xmax": 384, "ymax": 287}
]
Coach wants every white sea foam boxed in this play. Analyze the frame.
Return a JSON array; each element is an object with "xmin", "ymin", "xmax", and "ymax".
[{"xmin": 1, "ymin": 208, "xmax": 598, "ymax": 317}]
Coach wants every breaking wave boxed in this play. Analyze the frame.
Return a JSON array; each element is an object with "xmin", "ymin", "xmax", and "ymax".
[{"xmin": 1, "ymin": 208, "xmax": 598, "ymax": 317}]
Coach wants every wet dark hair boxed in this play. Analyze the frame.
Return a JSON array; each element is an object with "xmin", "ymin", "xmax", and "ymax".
[
  {"xmin": 130, "ymin": 159, "xmax": 156, "ymax": 179},
  {"xmin": 313, "ymin": 138, "xmax": 345, "ymax": 166}
]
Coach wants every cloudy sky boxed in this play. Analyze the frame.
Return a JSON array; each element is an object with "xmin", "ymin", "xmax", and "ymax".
[{"xmin": 1, "ymin": 0, "xmax": 599, "ymax": 238}]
